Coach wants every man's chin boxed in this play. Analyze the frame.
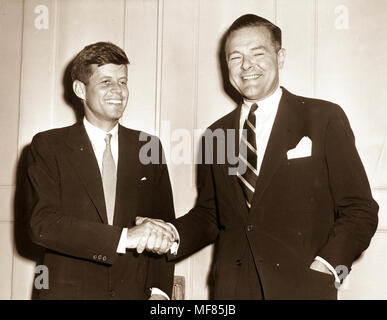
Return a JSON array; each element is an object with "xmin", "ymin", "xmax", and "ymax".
[{"xmin": 242, "ymin": 94, "xmax": 263, "ymax": 102}]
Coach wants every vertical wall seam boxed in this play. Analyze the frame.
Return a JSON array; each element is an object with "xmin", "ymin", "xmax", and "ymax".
[
  {"xmin": 12, "ymin": 0, "xmax": 26, "ymax": 300},
  {"xmin": 122, "ymin": 0, "xmax": 126, "ymax": 51},
  {"xmin": 50, "ymin": 0, "xmax": 59, "ymax": 129},
  {"xmin": 313, "ymin": 0, "xmax": 318, "ymax": 97},
  {"xmin": 189, "ymin": 0, "xmax": 201, "ymax": 300},
  {"xmin": 191, "ymin": 0, "xmax": 200, "ymax": 188},
  {"xmin": 16, "ymin": 0, "xmax": 26, "ymax": 160},
  {"xmin": 155, "ymin": 0, "xmax": 164, "ymax": 137},
  {"xmin": 273, "ymin": 0, "xmax": 278, "ymax": 23}
]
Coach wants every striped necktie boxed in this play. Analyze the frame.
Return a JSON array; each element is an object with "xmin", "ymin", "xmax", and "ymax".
[
  {"xmin": 102, "ymin": 133, "xmax": 117, "ymax": 225},
  {"xmin": 238, "ymin": 103, "xmax": 259, "ymax": 209}
]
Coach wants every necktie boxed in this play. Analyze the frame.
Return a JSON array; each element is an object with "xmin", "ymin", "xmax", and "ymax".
[
  {"xmin": 238, "ymin": 103, "xmax": 259, "ymax": 209},
  {"xmin": 102, "ymin": 134, "xmax": 117, "ymax": 225}
]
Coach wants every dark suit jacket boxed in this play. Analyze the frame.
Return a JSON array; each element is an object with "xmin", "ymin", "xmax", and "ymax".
[
  {"xmin": 172, "ymin": 88, "xmax": 378, "ymax": 299},
  {"xmin": 27, "ymin": 122, "xmax": 175, "ymax": 299}
]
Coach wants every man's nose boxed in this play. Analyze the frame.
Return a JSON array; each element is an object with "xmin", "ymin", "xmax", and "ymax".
[
  {"xmin": 241, "ymin": 56, "xmax": 253, "ymax": 71},
  {"xmin": 110, "ymin": 82, "xmax": 122, "ymax": 93}
]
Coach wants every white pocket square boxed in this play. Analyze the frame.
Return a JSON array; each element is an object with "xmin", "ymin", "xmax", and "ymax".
[
  {"xmin": 140, "ymin": 177, "xmax": 147, "ymax": 181},
  {"xmin": 287, "ymin": 136, "xmax": 312, "ymax": 160}
]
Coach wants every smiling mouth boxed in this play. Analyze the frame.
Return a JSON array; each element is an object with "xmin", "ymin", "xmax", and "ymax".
[
  {"xmin": 242, "ymin": 74, "xmax": 262, "ymax": 80},
  {"xmin": 105, "ymin": 99, "xmax": 122, "ymax": 105}
]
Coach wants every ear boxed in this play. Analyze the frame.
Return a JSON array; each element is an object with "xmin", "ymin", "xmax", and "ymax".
[
  {"xmin": 73, "ymin": 80, "xmax": 86, "ymax": 100},
  {"xmin": 277, "ymin": 48, "xmax": 286, "ymax": 70}
]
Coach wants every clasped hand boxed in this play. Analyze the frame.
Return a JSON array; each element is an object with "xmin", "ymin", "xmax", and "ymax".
[{"xmin": 126, "ymin": 217, "xmax": 176, "ymax": 255}]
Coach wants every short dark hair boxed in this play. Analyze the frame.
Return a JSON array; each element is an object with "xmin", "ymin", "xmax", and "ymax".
[
  {"xmin": 225, "ymin": 14, "xmax": 282, "ymax": 52},
  {"xmin": 71, "ymin": 42, "xmax": 130, "ymax": 84}
]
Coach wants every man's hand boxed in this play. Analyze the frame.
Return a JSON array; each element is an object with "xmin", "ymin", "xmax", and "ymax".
[
  {"xmin": 135, "ymin": 217, "xmax": 178, "ymax": 255},
  {"xmin": 126, "ymin": 218, "xmax": 176, "ymax": 254}
]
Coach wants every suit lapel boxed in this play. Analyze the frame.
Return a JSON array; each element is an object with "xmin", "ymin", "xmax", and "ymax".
[
  {"xmin": 65, "ymin": 122, "xmax": 108, "ymax": 224},
  {"xmin": 113, "ymin": 125, "xmax": 140, "ymax": 227},
  {"xmin": 250, "ymin": 88, "xmax": 307, "ymax": 209}
]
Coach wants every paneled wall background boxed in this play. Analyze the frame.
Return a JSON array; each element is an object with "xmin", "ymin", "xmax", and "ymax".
[{"xmin": 1, "ymin": 0, "xmax": 386, "ymax": 299}]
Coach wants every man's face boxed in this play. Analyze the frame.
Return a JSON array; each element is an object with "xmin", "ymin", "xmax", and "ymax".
[
  {"xmin": 79, "ymin": 63, "xmax": 129, "ymax": 129},
  {"xmin": 226, "ymin": 26, "xmax": 285, "ymax": 102}
]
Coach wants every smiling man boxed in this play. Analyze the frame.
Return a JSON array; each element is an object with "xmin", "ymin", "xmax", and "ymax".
[
  {"xmin": 226, "ymin": 22, "xmax": 284, "ymax": 103},
  {"xmin": 138, "ymin": 14, "xmax": 378, "ymax": 299},
  {"xmin": 26, "ymin": 42, "xmax": 176, "ymax": 299}
]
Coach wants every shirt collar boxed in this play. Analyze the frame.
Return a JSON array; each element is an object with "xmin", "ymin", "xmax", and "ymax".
[
  {"xmin": 83, "ymin": 117, "xmax": 119, "ymax": 142},
  {"xmin": 242, "ymin": 86, "xmax": 282, "ymax": 117}
]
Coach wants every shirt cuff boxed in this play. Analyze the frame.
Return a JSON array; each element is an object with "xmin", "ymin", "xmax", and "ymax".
[
  {"xmin": 151, "ymin": 287, "xmax": 170, "ymax": 300},
  {"xmin": 314, "ymin": 256, "xmax": 340, "ymax": 283},
  {"xmin": 116, "ymin": 228, "xmax": 128, "ymax": 254},
  {"xmin": 167, "ymin": 222, "xmax": 180, "ymax": 255}
]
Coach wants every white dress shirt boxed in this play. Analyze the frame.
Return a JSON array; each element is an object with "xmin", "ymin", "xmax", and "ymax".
[
  {"xmin": 239, "ymin": 86, "xmax": 282, "ymax": 174},
  {"xmin": 83, "ymin": 118, "xmax": 170, "ymax": 299},
  {"xmin": 83, "ymin": 118, "xmax": 119, "ymax": 172}
]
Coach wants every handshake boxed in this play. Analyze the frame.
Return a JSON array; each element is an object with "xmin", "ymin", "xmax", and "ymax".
[{"xmin": 126, "ymin": 217, "xmax": 179, "ymax": 255}]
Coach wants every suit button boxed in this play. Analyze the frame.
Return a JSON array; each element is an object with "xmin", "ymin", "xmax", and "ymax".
[
  {"xmin": 98, "ymin": 255, "xmax": 102, "ymax": 260},
  {"xmin": 93, "ymin": 255, "xmax": 97, "ymax": 260},
  {"xmin": 102, "ymin": 256, "xmax": 107, "ymax": 261},
  {"xmin": 236, "ymin": 259, "xmax": 242, "ymax": 265},
  {"xmin": 247, "ymin": 225, "xmax": 254, "ymax": 232}
]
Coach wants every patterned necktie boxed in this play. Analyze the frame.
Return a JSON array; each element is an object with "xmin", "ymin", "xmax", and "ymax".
[
  {"xmin": 102, "ymin": 134, "xmax": 116, "ymax": 225},
  {"xmin": 238, "ymin": 103, "xmax": 259, "ymax": 209}
]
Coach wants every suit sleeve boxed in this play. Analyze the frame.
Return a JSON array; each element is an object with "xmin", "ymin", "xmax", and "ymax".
[
  {"xmin": 145, "ymin": 141, "xmax": 175, "ymax": 297},
  {"xmin": 27, "ymin": 133, "xmax": 123, "ymax": 265},
  {"xmin": 170, "ymin": 135, "xmax": 220, "ymax": 260},
  {"xmin": 317, "ymin": 105, "xmax": 379, "ymax": 271}
]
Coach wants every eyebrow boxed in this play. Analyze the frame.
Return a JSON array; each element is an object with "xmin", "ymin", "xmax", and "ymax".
[
  {"xmin": 99, "ymin": 75, "xmax": 127, "ymax": 79},
  {"xmin": 250, "ymin": 45, "xmax": 267, "ymax": 51},
  {"xmin": 228, "ymin": 45, "xmax": 267, "ymax": 58},
  {"xmin": 228, "ymin": 50, "xmax": 241, "ymax": 56}
]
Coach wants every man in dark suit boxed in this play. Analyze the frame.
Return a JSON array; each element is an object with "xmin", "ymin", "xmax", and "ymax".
[
  {"xmin": 27, "ymin": 42, "xmax": 177, "ymax": 300},
  {"xmin": 138, "ymin": 14, "xmax": 378, "ymax": 299}
]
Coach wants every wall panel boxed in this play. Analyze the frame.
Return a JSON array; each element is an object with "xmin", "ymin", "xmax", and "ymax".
[
  {"xmin": 339, "ymin": 231, "xmax": 387, "ymax": 299},
  {"xmin": 122, "ymin": 0, "xmax": 159, "ymax": 134},
  {"xmin": 0, "ymin": 223, "xmax": 13, "ymax": 299},
  {"xmin": 18, "ymin": 0, "xmax": 57, "ymax": 147},
  {"xmin": 0, "ymin": 186, "xmax": 15, "ymax": 222},
  {"xmin": 276, "ymin": 0, "xmax": 316, "ymax": 97},
  {"xmin": 13, "ymin": 0, "xmax": 59, "ymax": 299},
  {"xmin": 0, "ymin": 0, "xmax": 23, "ymax": 186},
  {"xmin": 316, "ymin": 0, "xmax": 387, "ymax": 178}
]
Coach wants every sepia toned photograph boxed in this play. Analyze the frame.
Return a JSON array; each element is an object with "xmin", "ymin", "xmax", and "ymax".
[{"xmin": 1, "ymin": 0, "xmax": 386, "ymax": 305}]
